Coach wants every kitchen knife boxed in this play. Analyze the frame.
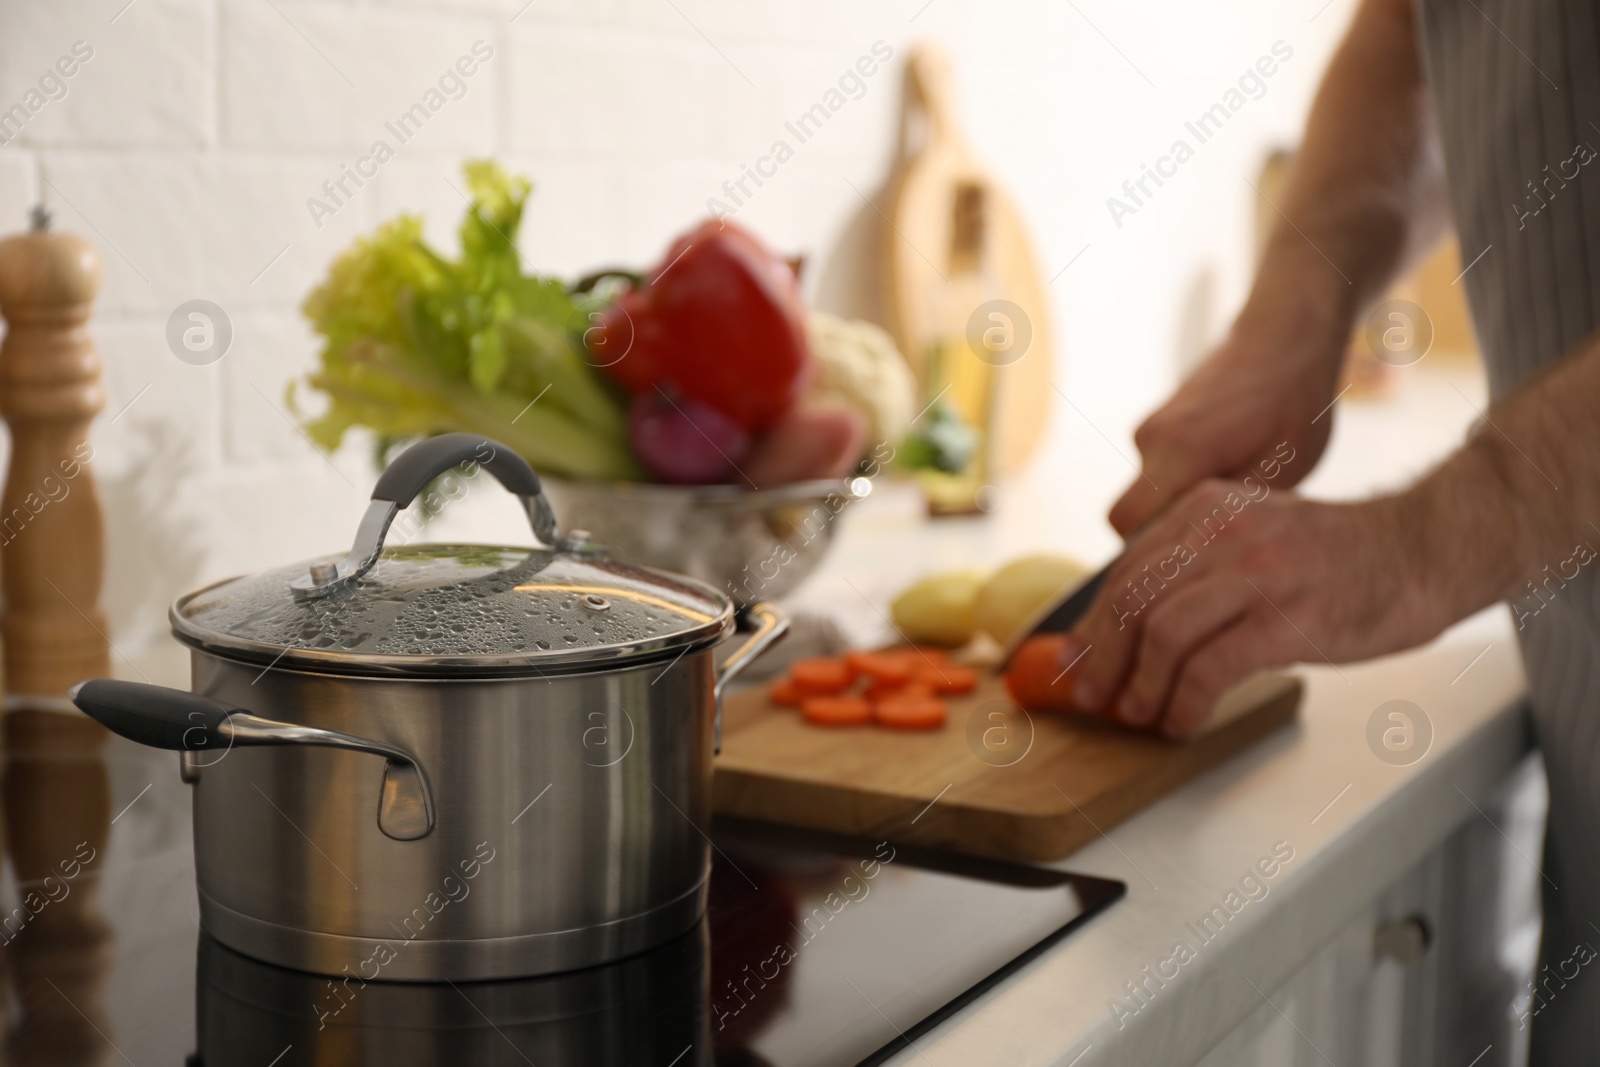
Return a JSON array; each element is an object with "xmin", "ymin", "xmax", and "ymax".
[
  {"xmin": 995, "ymin": 554, "xmax": 1118, "ymax": 671},
  {"xmin": 994, "ymin": 487, "xmax": 1184, "ymax": 672}
]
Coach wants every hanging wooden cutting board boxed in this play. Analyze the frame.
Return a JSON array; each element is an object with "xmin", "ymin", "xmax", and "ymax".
[
  {"xmin": 713, "ymin": 670, "xmax": 1300, "ymax": 863},
  {"xmin": 885, "ymin": 41, "xmax": 1055, "ymax": 476}
]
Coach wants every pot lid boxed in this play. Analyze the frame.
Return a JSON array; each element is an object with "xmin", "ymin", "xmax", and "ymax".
[
  {"xmin": 172, "ymin": 545, "xmax": 732, "ymax": 677},
  {"xmin": 170, "ymin": 435, "xmax": 733, "ymax": 677}
]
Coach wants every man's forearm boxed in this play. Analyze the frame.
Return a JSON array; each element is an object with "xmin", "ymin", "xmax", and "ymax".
[
  {"xmin": 1110, "ymin": 0, "xmax": 1461, "ymax": 534},
  {"xmin": 1401, "ymin": 330, "xmax": 1600, "ymax": 624},
  {"xmin": 1270, "ymin": 0, "xmax": 1593, "ymax": 630},
  {"xmin": 1238, "ymin": 0, "xmax": 1448, "ymax": 354}
]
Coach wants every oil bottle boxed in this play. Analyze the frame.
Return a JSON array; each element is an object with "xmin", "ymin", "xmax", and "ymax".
[{"xmin": 919, "ymin": 182, "xmax": 999, "ymax": 516}]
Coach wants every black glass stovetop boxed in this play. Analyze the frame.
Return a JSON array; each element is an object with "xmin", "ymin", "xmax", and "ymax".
[{"xmin": 0, "ymin": 716, "xmax": 1121, "ymax": 1067}]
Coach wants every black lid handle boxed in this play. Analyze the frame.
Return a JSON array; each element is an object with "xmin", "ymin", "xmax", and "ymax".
[
  {"xmin": 294, "ymin": 435, "xmax": 565, "ymax": 598},
  {"xmin": 372, "ymin": 434, "xmax": 542, "ymax": 508}
]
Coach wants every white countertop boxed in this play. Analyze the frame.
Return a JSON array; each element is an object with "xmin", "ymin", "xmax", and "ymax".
[
  {"xmin": 772, "ymin": 357, "xmax": 1534, "ymax": 1065},
  {"xmin": 784, "ymin": 472, "xmax": 1530, "ymax": 1065},
  {"xmin": 886, "ymin": 610, "xmax": 1528, "ymax": 1066}
]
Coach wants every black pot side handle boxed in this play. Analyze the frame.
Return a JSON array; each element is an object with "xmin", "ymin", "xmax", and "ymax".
[
  {"xmin": 293, "ymin": 433, "xmax": 567, "ymax": 599},
  {"xmin": 71, "ymin": 678, "xmax": 231, "ymax": 751},
  {"xmin": 70, "ymin": 679, "xmax": 436, "ymax": 841}
]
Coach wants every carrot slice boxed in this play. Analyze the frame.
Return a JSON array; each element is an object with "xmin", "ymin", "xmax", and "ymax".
[
  {"xmin": 864, "ymin": 678, "xmax": 933, "ymax": 701},
  {"xmin": 874, "ymin": 694, "xmax": 948, "ymax": 730},
  {"xmin": 790, "ymin": 657, "xmax": 853, "ymax": 695},
  {"xmin": 845, "ymin": 650, "xmax": 914, "ymax": 685},
  {"xmin": 769, "ymin": 679, "xmax": 802, "ymax": 707},
  {"xmin": 861, "ymin": 679, "xmax": 895, "ymax": 701},
  {"xmin": 802, "ymin": 695, "xmax": 873, "ymax": 726},
  {"xmin": 913, "ymin": 665, "xmax": 977, "ymax": 695}
]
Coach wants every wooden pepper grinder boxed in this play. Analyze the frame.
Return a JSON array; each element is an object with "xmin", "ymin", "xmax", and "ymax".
[{"xmin": 0, "ymin": 204, "xmax": 111, "ymax": 708}]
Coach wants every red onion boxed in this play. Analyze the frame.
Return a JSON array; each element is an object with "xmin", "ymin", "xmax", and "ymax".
[{"xmin": 629, "ymin": 389, "xmax": 752, "ymax": 484}]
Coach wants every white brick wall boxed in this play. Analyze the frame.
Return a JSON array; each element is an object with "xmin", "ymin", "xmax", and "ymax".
[
  {"xmin": 0, "ymin": 1, "xmax": 213, "ymax": 148},
  {"xmin": 0, "ymin": 0, "xmax": 1359, "ymax": 676},
  {"xmin": 221, "ymin": 3, "xmax": 499, "ymax": 151}
]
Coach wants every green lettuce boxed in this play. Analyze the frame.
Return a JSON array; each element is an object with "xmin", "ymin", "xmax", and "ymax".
[{"xmin": 294, "ymin": 161, "xmax": 642, "ymax": 481}]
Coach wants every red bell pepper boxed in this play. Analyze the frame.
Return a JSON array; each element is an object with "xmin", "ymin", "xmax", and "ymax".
[{"xmin": 586, "ymin": 220, "xmax": 811, "ymax": 431}]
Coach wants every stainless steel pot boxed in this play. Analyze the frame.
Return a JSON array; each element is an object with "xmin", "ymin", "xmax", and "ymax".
[{"xmin": 70, "ymin": 434, "xmax": 788, "ymax": 981}]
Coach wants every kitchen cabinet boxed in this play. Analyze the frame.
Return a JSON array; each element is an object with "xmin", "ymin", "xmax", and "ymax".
[{"xmin": 1193, "ymin": 755, "xmax": 1541, "ymax": 1067}]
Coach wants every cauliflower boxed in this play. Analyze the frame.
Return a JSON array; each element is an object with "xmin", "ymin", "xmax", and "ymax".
[{"xmin": 803, "ymin": 311, "xmax": 918, "ymax": 453}]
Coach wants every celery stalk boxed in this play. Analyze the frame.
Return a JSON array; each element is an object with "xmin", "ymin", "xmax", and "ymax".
[{"xmin": 295, "ymin": 161, "xmax": 639, "ymax": 482}]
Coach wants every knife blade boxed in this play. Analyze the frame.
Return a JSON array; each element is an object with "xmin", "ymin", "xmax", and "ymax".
[{"xmin": 995, "ymin": 555, "xmax": 1118, "ymax": 671}]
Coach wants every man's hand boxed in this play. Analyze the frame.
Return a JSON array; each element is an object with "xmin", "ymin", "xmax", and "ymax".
[
  {"xmin": 1074, "ymin": 0, "xmax": 1458, "ymax": 733},
  {"xmin": 1108, "ymin": 317, "xmax": 1343, "ymax": 537},
  {"xmin": 1062, "ymin": 0, "xmax": 1600, "ymax": 736},
  {"xmin": 1067, "ymin": 480, "xmax": 1450, "ymax": 739}
]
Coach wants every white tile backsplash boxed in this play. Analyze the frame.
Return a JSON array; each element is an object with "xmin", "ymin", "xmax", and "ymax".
[
  {"xmin": 0, "ymin": 0, "xmax": 213, "ymax": 149},
  {"xmin": 0, "ymin": 0, "xmax": 1363, "ymax": 673},
  {"xmin": 220, "ymin": 2, "xmax": 497, "ymax": 152}
]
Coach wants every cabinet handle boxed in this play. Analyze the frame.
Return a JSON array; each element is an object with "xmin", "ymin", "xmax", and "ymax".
[{"xmin": 1374, "ymin": 915, "xmax": 1431, "ymax": 966}]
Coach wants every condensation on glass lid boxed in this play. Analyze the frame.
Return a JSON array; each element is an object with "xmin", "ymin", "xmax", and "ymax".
[{"xmin": 172, "ymin": 544, "xmax": 728, "ymax": 663}]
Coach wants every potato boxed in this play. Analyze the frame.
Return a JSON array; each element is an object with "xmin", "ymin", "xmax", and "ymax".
[
  {"xmin": 976, "ymin": 554, "xmax": 1092, "ymax": 646},
  {"xmin": 890, "ymin": 569, "xmax": 987, "ymax": 647}
]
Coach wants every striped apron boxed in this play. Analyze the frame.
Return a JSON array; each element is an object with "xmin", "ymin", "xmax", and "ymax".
[{"xmin": 1419, "ymin": 0, "xmax": 1600, "ymax": 1060}]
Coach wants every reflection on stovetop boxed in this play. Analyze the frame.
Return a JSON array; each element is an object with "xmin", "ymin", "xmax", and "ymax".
[
  {"xmin": 196, "ymin": 925, "xmax": 712, "ymax": 1066},
  {"xmin": 0, "ymin": 712, "xmax": 116, "ymax": 1067},
  {"xmin": 0, "ymin": 730, "xmax": 1122, "ymax": 1067}
]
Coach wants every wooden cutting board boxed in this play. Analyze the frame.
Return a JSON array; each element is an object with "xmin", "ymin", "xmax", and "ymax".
[
  {"xmin": 885, "ymin": 41, "xmax": 1055, "ymax": 476},
  {"xmin": 713, "ymin": 670, "xmax": 1301, "ymax": 863}
]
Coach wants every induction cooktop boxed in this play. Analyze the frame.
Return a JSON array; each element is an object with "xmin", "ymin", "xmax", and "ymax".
[{"xmin": 4, "ymin": 731, "xmax": 1123, "ymax": 1066}]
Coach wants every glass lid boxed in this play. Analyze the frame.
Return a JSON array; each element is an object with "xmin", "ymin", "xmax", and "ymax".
[
  {"xmin": 172, "ymin": 545, "xmax": 732, "ymax": 676},
  {"xmin": 169, "ymin": 435, "xmax": 733, "ymax": 677}
]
